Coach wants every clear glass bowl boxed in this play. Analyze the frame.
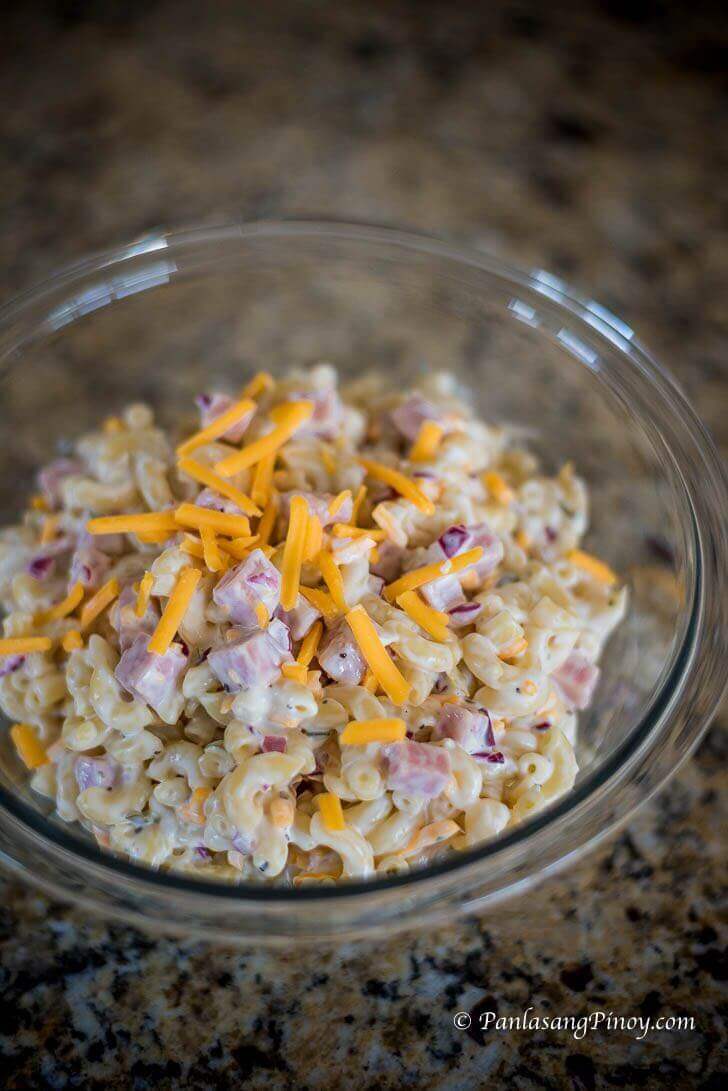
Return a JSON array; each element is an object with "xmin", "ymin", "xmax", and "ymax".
[{"xmin": 0, "ymin": 221, "xmax": 725, "ymax": 945}]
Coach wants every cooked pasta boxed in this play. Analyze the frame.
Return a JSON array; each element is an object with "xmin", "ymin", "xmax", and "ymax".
[{"xmin": 0, "ymin": 366, "xmax": 626, "ymax": 883}]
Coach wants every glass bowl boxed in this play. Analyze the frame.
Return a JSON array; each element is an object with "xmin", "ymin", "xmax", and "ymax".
[{"xmin": 0, "ymin": 221, "xmax": 725, "ymax": 945}]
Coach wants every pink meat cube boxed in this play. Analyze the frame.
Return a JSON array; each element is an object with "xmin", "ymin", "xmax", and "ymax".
[
  {"xmin": 317, "ymin": 621, "xmax": 366, "ymax": 684},
  {"xmin": 115, "ymin": 633, "xmax": 188, "ymax": 721},
  {"xmin": 552, "ymin": 651, "xmax": 600, "ymax": 711},
  {"xmin": 290, "ymin": 387, "xmax": 343, "ymax": 440},
  {"xmin": 74, "ymin": 755, "xmax": 119, "ymax": 791},
  {"xmin": 195, "ymin": 488, "xmax": 244, "ymax": 516},
  {"xmin": 383, "ymin": 740, "xmax": 452, "ymax": 798},
  {"xmin": 467, "ymin": 523, "xmax": 504, "ymax": 580},
  {"xmin": 195, "ymin": 393, "xmax": 254, "ymax": 444},
  {"xmin": 433, "ymin": 703, "xmax": 495, "ymax": 755},
  {"xmin": 390, "ymin": 394, "xmax": 443, "ymax": 442},
  {"xmin": 261, "ymin": 735, "xmax": 287, "ymax": 753},
  {"xmin": 370, "ymin": 541, "xmax": 405, "ymax": 583},
  {"xmin": 37, "ymin": 458, "xmax": 84, "ymax": 509},
  {"xmin": 69, "ymin": 542, "xmax": 111, "ymax": 591},
  {"xmin": 110, "ymin": 584, "xmax": 160, "ymax": 652},
  {"xmin": 420, "ymin": 573, "xmax": 466, "ymax": 613},
  {"xmin": 277, "ymin": 595, "xmax": 321, "ymax": 641},
  {"xmin": 212, "ymin": 549, "xmax": 281, "ymax": 627},
  {"xmin": 208, "ymin": 618, "xmax": 292, "ymax": 691}
]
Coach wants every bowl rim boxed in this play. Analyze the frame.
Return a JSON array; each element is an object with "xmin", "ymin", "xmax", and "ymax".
[{"xmin": 0, "ymin": 218, "xmax": 725, "ymax": 913}]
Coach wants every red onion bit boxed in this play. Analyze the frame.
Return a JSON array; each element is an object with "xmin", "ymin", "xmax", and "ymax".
[{"xmin": 438, "ymin": 524, "xmax": 471, "ymax": 559}]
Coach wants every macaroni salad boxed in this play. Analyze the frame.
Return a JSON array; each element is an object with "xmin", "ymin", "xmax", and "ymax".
[{"xmin": 0, "ymin": 366, "xmax": 627, "ymax": 884}]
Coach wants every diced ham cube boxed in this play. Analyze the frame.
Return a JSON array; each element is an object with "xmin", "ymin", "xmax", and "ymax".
[
  {"xmin": 208, "ymin": 619, "xmax": 292, "ymax": 691},
  {"xmin": 290, "ymin": 387, "xmax": 343, "ymax": 439},
  {"xmin": 552, "ymin": 651, "xmax": 600, "ymax": 711},
  {"xmin": 110, "ymin": 584, "xmax": 160, "ymax": 652},
  {"xmin": 367, "ymin": 574, "xmax": 385, "ymax": 598},
  {"xmin": 115, "ymin": 633, "xmax": 188, "ymax": 722},
  {"xmin": 37, "ymin": 458, "xmax": 84, "ymax": 509},
  {"xmin": 195, "ymin": 393, "xmax": 254, "ymax": 444},
  {"xmin": 420, "ymin": 573, "xmax": 466, "ymax": 613},
  {"xmin": 467, "ymin": 523, "xmax": 504, "ymax": 580},
  {"xmin": 317, "ymin": 621, "xmax": 366, "ymax": 684},
  {"xmin": 212, "ymin": 549, "xmax": 281, "ymax": 627},
  {"xmin": 383, "ymin": 740, "xmax": 452, "ymax": 798},
  {"xmin": 370, "ymin": 541, "xmax": 405, "ymax": 582},
  {"xmin": 433, "ymin": 703, "xmax": 495, "ymax": 755},
  {"xmin": 195, "ymin": 487, "xmax": 244, "ymax": 516},
  {"xmin": 277, "ymin": 595, "xmax": 321, "ymax": 641},
  {"xmin": 74, "ymin": 755, "xmax": 119, "ymax": 791},
  {"xmin": 69, "ymin": 542, "xmax": 111, "ymax": 590},
  {"xmin": 390, "ymin": 394, "xmax": 443, "ymax": 442}
]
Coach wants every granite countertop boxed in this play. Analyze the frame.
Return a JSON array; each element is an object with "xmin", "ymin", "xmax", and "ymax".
[{"xmin": 0, "ymin": 2, "xmax": 726, "ymax": 1087}]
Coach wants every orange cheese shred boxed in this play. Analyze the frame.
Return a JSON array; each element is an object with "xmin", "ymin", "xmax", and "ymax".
[
  {"xmin": 408, "ymin": 420, "xmax": 444, "ymax": 463},
  {"xmin": 135, "ymin": 573, "xmax": 154, "ymax": 618},
  {"xmin": 297, "ymin": 620, "xmax": 323, "ymax": 667},
  {"xmin": 0, "ymin": 636, "xmax": 52, "ymax": 656},
  {"xmin": 214, "ymin": 401, "xmax": 314, "ymax": 477},
  {"xmin": 174, "ymin": 502, "xmax": 250, "ymax": 539},
  {"xmin": 147, "ymin": 567, "xmax": 201, "ymax": 656},
  {"xmin": 358, "ymin": 457, "xmax": 435, "ymax": 515},
  {"xmin": 80, "ymin": 578, "xmax": 120, "ymax": 631},
  {"xmin": 177, "ymin": 397, "xmax": 255, "ymax": 457},
  {"xmin": 177, "ymin": 457, "xmax": 261, "ymax": 517},
  {"xmin": 345, "ymin": 604, "xmax": 412, "ymax": 706},
  {"xmin": 317, "ymin": 792, "xmax": 346, "ymax": 832},
  {"xmin": 317, "ymin": 550, "xmax": 348, "ymax": 614},
  {"xmin": 384, "ymin": 546, "xmax": 484, "ymax": 603},
  {"xmin": 10, "ymin": 723, "xmax": 47, "ymax": 769},
  {"xmin": 280, "ymin": 495, "xmax": 309, "ymax": 610}
]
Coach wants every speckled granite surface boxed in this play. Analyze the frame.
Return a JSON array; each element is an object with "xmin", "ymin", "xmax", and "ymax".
[{"xmin": 0, "ymin": 1, "xmax": 726, "ymax": 1087}]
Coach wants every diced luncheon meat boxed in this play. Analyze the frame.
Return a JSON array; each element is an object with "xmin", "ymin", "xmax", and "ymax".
[
  {"xmin": 390, "ymin": 394, "xmax": 443, "ymax": 442},
  {"xmin": 69, "ymin": 542, "xmax": 111, "ymax": 591},
  {"xmin": 317, "ymin": 621, "xmax": 366, "ymax": 684},
  {"xmin": 110, "ymin": 584, "xmax": 160, "ymax": 652},
  {"xmin": 420, "ymin": 573, "xmax": 466, "ymax": 613},
  {"xmin": 115, "ymin": 634, "xmax": 188, "ymax": 722},
  {"xmin": 195, "ymin": 488, "xmax": 244, "ymax": 516},
  {"xmin": 279, "ymin": 490, "xmax": 353, "ymax": 528},
  {"xmin": 208, "ymin": 619, "xmax": 292, "ymax": 692},
  {"xmin": 290, "ymin": 387, "xmax": 343, "ymax": 440},
  {"xmin": 277, "ymin": 595, "xmax": 321, "ymax": 641},
  {"xmin": 212, "ymin": 549, "xmax": 281, "ymax": 627},
  {"xmin": 369, "ymin": 541, "xmax": 405, "ymax": 582},
  {"xmin": 74, "ymin": 755, "xmax": 119, "ymax": 791},
  {"xmin": 552, "ymin": 651, "xmax": 600, "ymax": 711},
  {"xmin": 262, "ymin": 735, "xmax": 287, "ymax": 753},
  {"xmin": 383, "ymin": 740, "xmax": 452, "ymax": 798},
  {"xmin": 195, "ymin": 393, "xmax": 254, "ymax": 444},
  {"xmin": 37, "ymin": 458, "xmax": 84, "ymax": 509},
  {"xmin": 433, "ymin": 703, "xmax": 495, "ymax": 755}
]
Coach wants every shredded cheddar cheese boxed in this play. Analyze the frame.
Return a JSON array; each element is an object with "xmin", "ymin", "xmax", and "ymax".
[
  {"xmin": 251, "ymin": 452, "xmax": 275, "ymax": 509},
  {"xmin": 80, "ymin": 578, "xmax": 120, "ymax": 631},
  {"xmin": 399, "ymin": 819, "xmax": 460, "ymax": 857},
  {"xmin": 331, "ymin": 524, "xmax": 385, "ymax": 541},
  {"xmin": 177, "ymin": 457, "xmax": 261, "ymax": 517},
  {"xmin": 241, "ymin": 371, "xmax": 274, "ymax": 400},
  {"xmin": 177, "ymin": 397, "xmax": 255, "ymax": 457},
  {"xmin": 317, "ymin": 550, "xmax": 348, "ymax": 614},
  {"xmin": 340, "ymin": 718, "xmax": 406, "ymax": 746},
  {"xmin": 300, "ymin": 586, "xmax": 339, "ymax": 624},
  {"xmin": 61, "ymin": 629, "xmax": 84, "ymax": 653},
  {"xmin": 409, "ymin": 420, "xmax": 444, "ymax": 462},
  {"xmin": 103, "ymin": 416, "xmax": 123, "ymax": 434},
  {"xmin": 256, "ymin": 493, "xmax": 278, "ymax": 546},
  {"xmin": 297, "ymin": 621, "xmax": 323, "ymax": 666},
  {"xmin": 327, "ymin": 490, "xmax": 352, "ymax": 519},
  {"xmin": 214, "ymin": 401, "xmax": 314, "ymax": 477},
  {"xmin": 358, "ymin": 457, "xmax": 435, "ymax": 515},
  {"xmin": 317, "ymin": 792, "xmax": 346, "ymax": 832},
  {"xmin": 87, "ymin": 512, "xmax": 178, "ymax": 537},
  {"xmin": 254, "ymin": 601, "xmax": 270, "ymax": 628},
  {"xmin": 281, "ymin": 662, "xmax": 308, "ymax": 684},
  {"xmin": 30, "ymin": 494, "xmax": 49, "ymax": 512},
  {"xmin": 147, "ymin": 567, "xmax": 201, "ymax": 656},
  {"xmin": 10, "ymin": 723, "xmax": 47, "ymax": 769},
  {"xmin": 200, "ymin": 525, "xmax": 225, "ymax": 573},
  {"xmin": 515, "ymin": 529, "xmax": 531, "ymax": 551},
  {"xmin": 567, "ymin": 549, "xmax": 617, "ymax": 586},
  {"xmin": 351, "ymin": 484, "xmax": 367, "ymax": 525},
  {"xmin": 303, "ymin": 514, "xmax": 323, "ymax": 562},
  {"xmin": 135, "ymin": 573, "xmax": 154, "ymax": 618},
  {"xmin": 280, "ymin": 495, "xmax": 309, "ymax": 611},
  {"xmin": 345, "ymin": 604, "xmax": 412, "ymax": 706},
  {"xmin": 174, "ymin": 502, "xmax": 250, "ymax": 539},
  {"xmin": 40, "ymin": 514, "xmax": 59, "ymax": 544},
  {"xmin": 384, "ymin": 546, "xmax": 484, "ymax": 603},
  {"xmin": 483, "ymin": 470, "xmax": 515, "ymax": 505},
  {"xmin": 37, "ymin": 582, "xmax": 84, "ymax": 624},
  {"xmin": 0, "ymin": 636, "xmax": 52, "ymax": 655},
  {"xmin": 319, "ymin": 444, "xmax": 337, "ymax": 475},
  {"xmin": 396, "ymin": 590, "xmax": 451, "ymax": 642},
  {"xmin": 181, "ymin": 535, "xmax": 205, "ymax": 561},
  {"xmin": 217, "ymin": 535, "xmax": 260, "ymax": 561}
]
